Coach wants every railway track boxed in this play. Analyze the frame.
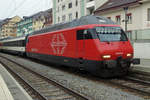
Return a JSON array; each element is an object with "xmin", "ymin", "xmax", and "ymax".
[
  {"xmin": 0, "ymin": 55, "xmax": 90, "ymax": 100},
  {"xmin": 0, "ymin": 53, "xmax": 150, "ymax": 99},
  {"xmin": 109, "ymin": 76, "xmax": 150, "ymax": 97},
  {"xmin": 128, "ymin": 70, "xmax": 150, "ymax": 81}
]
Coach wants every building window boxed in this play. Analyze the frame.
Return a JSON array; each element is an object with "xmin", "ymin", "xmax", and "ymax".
[
  {"xmin": 76, "ymin": 0, "xmax": 78, "ymax": 6},
  {"xmin": 107, "ymin": 17, "xmax": 111, "ymax": 19},
  {"xmin": 116, "ymin": 15, "xmax": 121, "ymax": 24},
  {"xmin": 89, "ymin": 9, "xmax": 94, "ymax": 15},
  {"xmin": 76, "ymin": 12, "xmax": 78, "ymax": 19},
  {"xmin": 69, "ymin": 13, "xmax": 72, "ymax": 21},
  {"xmin": 68, "ymin": 3, "xmax": 72, "ymax": 9},
  {"xmin": 62, "ymin": 5, "xmax": 65, "ymax": 11},
  {"xmin": 58, "ymin": 7, "xmax": 59, "ymax": 12},
  {"xmin": 62, "ymin": 15, "xmax": 66, "ymax": 22},
  {"xmin": 127, "ymin": 13, "xmax": 132, "ymax": 24},
  {"xmin": 41, "ymin": 18, "xmax": 44, "ymax": 22},
  {"xmin": 58, "ymin": 17, "xmax": 60, "ymax": 23},
  {"xmin": 148, "ymin": 8, "xmax": 150, "ymax": 21}
]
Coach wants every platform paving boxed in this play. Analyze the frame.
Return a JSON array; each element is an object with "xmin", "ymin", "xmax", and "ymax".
[
  {"xmin": 0, "ymin": 75, "xmax": 14, "ymax": 100},
  {"xmin": 0, "ymin": 64, "xmax": 33, "ymax": 100}
]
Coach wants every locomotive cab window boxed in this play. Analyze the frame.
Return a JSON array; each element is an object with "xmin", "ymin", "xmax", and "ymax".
[
  {"xmin": 77, "ymin": 29, "xmax": 93, "ymax": 40},
  {"xmin": 94, "ymin": 27, "xmax": 128, "ymax": 42},
  {"xmin": 77, "ymin": 30, "xmax": 84, "ymax": 40}
]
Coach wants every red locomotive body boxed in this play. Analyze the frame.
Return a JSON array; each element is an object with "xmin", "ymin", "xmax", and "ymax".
[{"xmin": 25, "ymin": 16, "xmax": 135, "ymax": 77}]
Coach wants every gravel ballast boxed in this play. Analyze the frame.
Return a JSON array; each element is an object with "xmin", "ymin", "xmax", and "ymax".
[{"xmin": 0, "ymin": 53, "xmax": 149, "ymax": 100}]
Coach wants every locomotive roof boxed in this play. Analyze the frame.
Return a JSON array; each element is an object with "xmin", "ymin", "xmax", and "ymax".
[{"xmin": 30, "ymin": 15, "xmax": 116, "ymax": 36}]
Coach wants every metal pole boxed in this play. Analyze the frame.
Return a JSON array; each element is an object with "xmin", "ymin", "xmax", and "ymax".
[{"xmin": 124, "ymin": 7, "xmax": 128, "ymax": 33}]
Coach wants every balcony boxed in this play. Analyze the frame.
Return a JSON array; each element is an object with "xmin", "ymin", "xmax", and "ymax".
[{"xmin": 86, "ymin": 0, "xmax": 95, "ymax": 9}]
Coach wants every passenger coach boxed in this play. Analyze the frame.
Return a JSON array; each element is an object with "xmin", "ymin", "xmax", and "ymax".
[{"xmin": 0, "ymin": 36, "xmax": 26, "ymax": 55}]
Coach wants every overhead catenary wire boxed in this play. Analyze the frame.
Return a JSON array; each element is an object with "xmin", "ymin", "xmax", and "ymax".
[
  {"xmin": 7, "ymin": 0, "xmax": 29, "ymax": 18},
  {"xmin": 1, "ymin": 0, "xmax": 14, "ymax": 18},
  {"xmin": 29, "ymin": 0, "xmax": 45, "ymax": 15},
  {"xmin": 1, "ymin": 0, "xmax": 52, "ymax": 19}
]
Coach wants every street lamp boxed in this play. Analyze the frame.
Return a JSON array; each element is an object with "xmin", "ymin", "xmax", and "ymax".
[{"xmin": 124, "ymin": 7, "xmax": 128, "ymax": 33}]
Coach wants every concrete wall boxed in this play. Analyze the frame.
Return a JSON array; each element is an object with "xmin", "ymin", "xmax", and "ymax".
[{"xmin": 134, "ymin": 43, "xmax": 150, "ymax": 59}]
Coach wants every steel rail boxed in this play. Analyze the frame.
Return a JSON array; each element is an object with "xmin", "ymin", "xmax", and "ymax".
[
  {"xmin": 0, "ymin": 59, "xmax": 48, "ymax": 100},
  {"xmin": 0, "ymin": 55, "xmax": 90, "ymax": 100},
  {"xmin": 125, "ymin": 76, "xmax": 150, "ymax": 86},
  {"xmin": 109, "ymin": 78, "xmax": 150, "ymax": 97}
]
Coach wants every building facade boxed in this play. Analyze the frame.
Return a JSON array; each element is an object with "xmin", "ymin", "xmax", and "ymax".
[
  {"xmin": 17, "ymin": 16, "xmax": 33, "ymax": 37},
  {"xmin": 17, "ymin": 9, "xmax": 52, "ymax": 37},
  {"xmin": 0, "ymin": 16, "xmax": 21, "ymax": 38},
  {"xmin": 52, "ymin": 0, "xmax": 108, "ymax": 24},
  {"xmin": 0, "ymin": 21, "xmax": 3, "ymax": 39},
  {"xmin": 32, "ymin": 11, "xmax": 45, "ymax": 31},
  {"xmin": 94, "ymin": 0, "xmax": 150, "ymax": 41},
  {"xmin": 43, "ymin": 9, "xmax": 53, "ymax": 27},
  {"xmin": 32, "ymin": 9, "xmax": 53, "ymax": 31}
]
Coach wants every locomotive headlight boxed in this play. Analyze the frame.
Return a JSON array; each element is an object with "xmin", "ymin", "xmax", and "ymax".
[
  {"xmin": 102, "ymin": 55, "xmax": 111, "ymax": 59},
  {"xmin": 127, "ymin": 53, "xmax": 132, "ymax": 57}
]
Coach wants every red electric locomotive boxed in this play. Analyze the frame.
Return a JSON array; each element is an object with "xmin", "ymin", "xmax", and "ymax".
[{"xmin": 26, "ymin": 16, "xmax": 139, "ymax": 77}]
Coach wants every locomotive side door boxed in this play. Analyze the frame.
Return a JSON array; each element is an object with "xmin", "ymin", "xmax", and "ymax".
[{"xmin": 76, "ymin": 30, "xmax": 85, "ymax": 66}]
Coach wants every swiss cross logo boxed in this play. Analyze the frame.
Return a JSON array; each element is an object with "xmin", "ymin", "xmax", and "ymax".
[{"xmin": 51, "ymin": 33, "xmax": 67, "ymax": 55}]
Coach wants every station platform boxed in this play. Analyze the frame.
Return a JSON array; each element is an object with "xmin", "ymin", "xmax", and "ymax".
[
  {"xmin": 0, "ymin": 75, "xmax": 14, "ymax": 100},
  {"xmin": 0, "ymin": 64, "xmax": 33, "ymax": 100}
]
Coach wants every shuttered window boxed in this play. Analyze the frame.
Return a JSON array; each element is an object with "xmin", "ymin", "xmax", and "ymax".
[
  {"xmin": 116, "ymin": 15, "xmax": 121, "ymax": 25},
  {"xmin": 148, "ymin": 8, "xmax": 150, "ymax": 21},
  {"xmin": 127, "ymin": 13, "xmax": 132, "ymax": 24}
]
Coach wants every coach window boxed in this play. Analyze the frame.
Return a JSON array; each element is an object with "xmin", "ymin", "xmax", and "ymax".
[
  {"xmin": 22, "ymin": 40, "xmax": 25, "ymax": 46},
  {"xmin": 18, "ymin": 41, "xmax": 21, "ymax": 46}
]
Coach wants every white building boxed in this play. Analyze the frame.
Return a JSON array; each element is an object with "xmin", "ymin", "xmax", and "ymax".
[
  {"xmin": 94, "ymin": 0, "xmax": 150, "ymax": 41},
  {"xmin": 52, "ymin": 0, "xmax": 108, "ymax": 24}
]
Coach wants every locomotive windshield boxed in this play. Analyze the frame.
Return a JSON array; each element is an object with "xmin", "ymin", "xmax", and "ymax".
[{"xmin": 94, "ymin": 27, "xmax": 128, "ymax": 42}]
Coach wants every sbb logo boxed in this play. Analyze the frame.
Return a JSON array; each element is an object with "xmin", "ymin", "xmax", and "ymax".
[{"xmin": 51, "ymin": 33, "xmax": 67, "ymax": 55}]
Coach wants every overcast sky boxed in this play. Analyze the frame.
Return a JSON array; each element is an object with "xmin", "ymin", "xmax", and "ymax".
[{"xmin": 0, "ymin": 0, "xmax": 52, "ymax": 20}]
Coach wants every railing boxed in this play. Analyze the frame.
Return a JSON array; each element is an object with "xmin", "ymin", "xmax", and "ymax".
[{"xmin": 127, "ymin": 28, "xmax": 150, "ymax": 43}]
